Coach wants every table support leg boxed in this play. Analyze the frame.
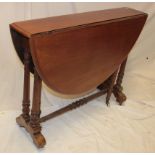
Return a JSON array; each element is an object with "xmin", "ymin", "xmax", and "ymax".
[
  {"xmin": 16, "ymin": 50, "xmax": 30, "ymax": 125},
  {"xmin": 113, "ymin": 58, "xmax": 127, "ymax": 105},
  {"xmin": 28, "ymin": 68, "xmax": 46, "ymax": 148},
  {"xmin": 106, "ymin": 70, "xmax": 118, "ymax": 106},
  {"xmin": 16, "ymin": 67, "xmax": 46, "ymax": 148}
]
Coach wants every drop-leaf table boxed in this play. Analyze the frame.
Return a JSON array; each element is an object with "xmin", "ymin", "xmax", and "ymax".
[{"xmin": 10, "ymin": 7, "xmax": 147, "ymax": 148}]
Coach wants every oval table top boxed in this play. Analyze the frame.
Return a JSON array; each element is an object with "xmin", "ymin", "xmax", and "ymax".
[
  {"xmin": 10, "ymin": 7, "xmax": 146, "ymax": 38},
  {"xmin": 10, "ymin": 7, "xmax": 147, "ymax": 97}
]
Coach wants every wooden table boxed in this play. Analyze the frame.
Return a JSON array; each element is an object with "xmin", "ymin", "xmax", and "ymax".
[{"xmin": 10, "ymin": 7, "xmax": 147, "ymax": 148}]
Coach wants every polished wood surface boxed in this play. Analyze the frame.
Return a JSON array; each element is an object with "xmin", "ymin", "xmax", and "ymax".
[
  {"xmin": 10, "ymin": 7, "xmax": 146, "ymax": 38},
  {"xmin": 10, "ymin": 8, "xmax": 147, "ymax": 96},
  {"xmin": 30, "ymin": 15, "xmax": 147, "ymax": 96}
]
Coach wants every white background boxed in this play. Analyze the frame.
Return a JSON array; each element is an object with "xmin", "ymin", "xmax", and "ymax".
[{"xmin": 0, "ymin": 2, "xmax": 155, "ymax": 152}]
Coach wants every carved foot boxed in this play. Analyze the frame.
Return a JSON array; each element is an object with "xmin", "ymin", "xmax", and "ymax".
[
  {"xmin": 106, "ymin": 95, "xmax": 110, "ymax": 106},
  {"xmin": 32, "ymin": 133, "xmax": 46, "ymax": 148},
  {"xmin": 106, "ymin": 99, "xmax": 110, "ymax": 107},
  {"xmin": 16, "ymin": 115, "xmax": 46, "ymax": 148},
  {"xmin": 113, "ymin": 86, "xmax": 126, "ymax": 105},
  {"xmin": 16, "ymin": 115, "xmax": 25, "ymax": 127}
]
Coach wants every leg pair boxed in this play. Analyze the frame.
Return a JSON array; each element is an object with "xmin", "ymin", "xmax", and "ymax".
[
  {"xmin": 16, "ymin": 50, "xmax": 46, "ymax": 148},
  {"xmin": 98, "ymin": 58, "xmax": 127, "ymax": 105}
]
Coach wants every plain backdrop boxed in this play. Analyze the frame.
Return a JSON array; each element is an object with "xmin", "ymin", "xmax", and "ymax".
[{"xmin": 0, "ymin": 2, "xmax": 155, "ymax": 152}]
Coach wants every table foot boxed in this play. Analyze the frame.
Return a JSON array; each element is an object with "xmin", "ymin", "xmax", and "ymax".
[
  {"xmin": 113, "ymin": 86, "xmax": 126, "ymax": 105},
  {"xmin": 16, "ymin": 115, "xmax": 46, "ymax": 148}
]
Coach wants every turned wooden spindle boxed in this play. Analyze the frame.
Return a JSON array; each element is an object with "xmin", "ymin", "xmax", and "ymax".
[
  {"xmin": 113, "ymin": 58, "xmax": 127, "ymax": 105},
  {"xmin": 106, "ymin": 70, "xmax": 118, "ymax": 106},
  {"xmin": 21, "ymin": 49, "xmax": 31, "ymax": 122},
  {"xmin": 28, "ymin": 68, "xmax": 46, "ymax": 148},
  {"xmin": 30, "ymin": 69, "xmax": 42, "ymax": 133}
]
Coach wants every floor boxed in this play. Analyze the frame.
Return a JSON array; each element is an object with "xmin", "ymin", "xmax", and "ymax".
[{"xmin": 0, "ymin": 90, "xmax": 155, "ymax": 152}]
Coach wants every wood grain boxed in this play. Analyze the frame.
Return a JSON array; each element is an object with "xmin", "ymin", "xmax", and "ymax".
[
  {"xmin": 10, "ymin": 7, "xmax": 146, "ymax": 38},
  {"xmin": 30, "ymin": 15, "xmax": 147, "ymax": 96}
]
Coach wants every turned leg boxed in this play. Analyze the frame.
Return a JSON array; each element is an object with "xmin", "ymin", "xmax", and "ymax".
[
  {"xmin": 16, "ymin": 50, "xmax": 30, "ymax": 125},
  {"xmin": 113, "ymin": 58, "xmax": 127, "ymax": 105},
  {"xmin": 16, "ymin": 67, "xmax": 46, "ymax": 148},
  {"xmin": 29, "ymin": 68, "xmax": 46, "ymax": 148},
  {"xmin": 106, "ymin": 70, "xmax": 118, "ymax": 106}
]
